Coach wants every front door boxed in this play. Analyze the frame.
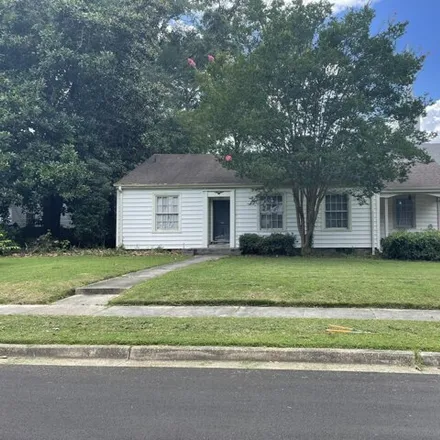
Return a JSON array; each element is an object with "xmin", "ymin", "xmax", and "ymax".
[{"xmin": 212, "ymin": 200, "xmax": 230, "ymax": 243}]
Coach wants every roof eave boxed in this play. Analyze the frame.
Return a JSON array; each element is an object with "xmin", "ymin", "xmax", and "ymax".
[
  {"xmin": 114, "ymin": 183, "xmax": 260, "ymax": 189},
  {"xmin": 381, "ymin": 187, "xmax": 440, "ymax": 193}
]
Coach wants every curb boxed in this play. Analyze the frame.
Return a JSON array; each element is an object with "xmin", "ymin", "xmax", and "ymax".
[
  {"xmin": 0, "ymin": 344, "xmax": 421, "ymax": 366},
  {"xmin": 0, "ymin": 344, "xmax": 130, "ymax": 360},
  {"xmin": 129, "ymin": 346, "xmax": 415, "ymax": 365},
  {"xmin": 420, "ymin": 352, "xmax": 440, "ymax": 367}
]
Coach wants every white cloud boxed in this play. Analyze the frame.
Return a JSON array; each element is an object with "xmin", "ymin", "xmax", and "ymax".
[
  {"xmin": 166, "ymin": 18, "xmax": 197, "ymax": 34},
  {"xmin": 209, "ymin": 0, "xmax": 379, "ymax": 13},
  {"xmin": 304, "ymin": 0, "xmax": 379, "ymax": 13},
  {"xmin": 421, "ymin": 100, "xmax": 440, "ymax": 142}
]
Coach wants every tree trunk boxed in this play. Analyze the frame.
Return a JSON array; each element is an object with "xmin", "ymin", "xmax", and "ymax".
[
  {"xmin": 42, "ymin": 194, "xmax": 63, "ymax": 238},
  {"xmin": 292, "ymin": 187, "xmax": 326, "ymax": 256}
]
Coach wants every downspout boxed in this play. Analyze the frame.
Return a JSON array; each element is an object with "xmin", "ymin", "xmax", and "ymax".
[
  {"xmin": 437, "ymin": 197, "xmax": 440, "ymax": 230},
  {"xmin": 370, "ymin": 196, "xmax": 375, "ymax": 255},
  {"xmin": 116, "ymin": 186, "xmax": 123, "ymax": 247}
]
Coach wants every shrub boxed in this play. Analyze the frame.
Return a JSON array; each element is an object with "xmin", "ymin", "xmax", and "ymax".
[
  {"xmin": 239, "ymin": 233, "xmax": 298, "ymax": 256},
  {"xmin": 382, "ymin": 230, "xmax": 440, "ymax": 261},
  {"xmin": 239, "ymin": 233, "xmax": 263, "ymax": 255},
  {"xmin": 26, "ymin": 231, "xmax": 71, "ymax": 254},
  {"xmin": 260, "ymin": 233, "xmax": 298, "ymax": 256},
  {"xmin": 0, "ymin": 227, "xmax": 20, "ymax": 255}
]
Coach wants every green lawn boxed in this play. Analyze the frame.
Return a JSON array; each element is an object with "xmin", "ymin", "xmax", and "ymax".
[
  {"xmin": 113, "ymin": 256, "xmax": 440, "ymax": 309},
  {"xmin": 0, "ymin": 253, "xmax": 185, "ymax": 304},
  {"xmin": 0, "ymin": 316, "xmax": 440, "ymax": 352}
]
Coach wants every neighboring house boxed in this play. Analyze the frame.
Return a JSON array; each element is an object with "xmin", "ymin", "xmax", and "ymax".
[
  {"xmin": 115, "ymin": 144, "xmax": 440, "ymax": 253},
  {"xmin": 8, "ymin": 205, "xmax": 73, "ymax": 229}
]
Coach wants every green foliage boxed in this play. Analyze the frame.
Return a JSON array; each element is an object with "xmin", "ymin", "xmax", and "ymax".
[
  {"xmin": 382, "ymin": 230, "xmax": 440, "ymax": 261},
  {"xmin": 0, "ymin": 228, "xmax": 20, "ymax": 255},
  {"xmin": 187, "ymin": 0, "xmax": 433, "ymax": 253},
  {"xmin": 0, "ymin": 0, "xmax": 185, "ymax": 243},
  {"xmin": 260, "ymin": 233, "xmax": 298, "ymax": 256},
  {"xmin": 239, "ymin": 233, "xmax": 263, "ymax": 255},
  {"xmin": 239, "ymin": 233, "xmax": 297, "ymax": 256},
  {"xmin": 26, "ymin": 231, "xmax": 71, "ymax": 254}
]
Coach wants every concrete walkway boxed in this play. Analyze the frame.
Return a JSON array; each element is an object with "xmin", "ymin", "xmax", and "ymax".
[
  {"xmin": 1, "ymin": 304, "xmax": 440, "ymax": 321},
  {"xmin": 74, "ymin": 255, "xmax": 221, "ymax": 295}
]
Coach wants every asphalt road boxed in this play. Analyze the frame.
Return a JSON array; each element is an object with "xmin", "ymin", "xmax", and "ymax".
[{"xmin": 0, "ymin": 365, "xmax": 439, "ymax": 440}]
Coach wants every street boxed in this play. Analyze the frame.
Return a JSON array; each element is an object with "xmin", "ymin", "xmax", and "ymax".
[{"xmin": 0, "ymin": 365, "xmax": 439, "ymax": 440}]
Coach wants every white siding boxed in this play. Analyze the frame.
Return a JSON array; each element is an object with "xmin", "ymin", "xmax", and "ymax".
[
  {"xmin": 235, "ymin": 188, "xmax": 373, "ymax": 249},
  {"xmin": 121, "ymin": 188, "xmax": 205, "ymax": 249},
  {"xmin": 234, "ymin": 188, "xmax": 259, "ymax": 243},
  {"xmin": 60, "ymin": 211, "xmax": 73, "ymax": 228},
  {"xmin": 9, "ymin": 205, "xmax": 27, "ymax": 227},
  {"xmin": 121, "ymin": 186, "xmax": 378, "ymax": 250},
  {"xmin": 314, "ymin": 197, "xmax": 372, "ymax": 248},
  {"xmin": 8, "ymin": 205, "xmax": 73, "ymax": 228},
  {"xmin": 380, "ymin": 194, "xmax": 439, "ymax": 238}
]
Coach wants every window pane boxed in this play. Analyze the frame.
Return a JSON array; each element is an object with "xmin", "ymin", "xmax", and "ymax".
[
  {"xmin": 260, "ymin": 195, "xmax": 283, "ymax": 229},
  {"xmin": 396, "ymin": 197, "xmax": 414, "ymax": 228},
  {"xmin": 325, "ymin": 194, "xmax": 348, "ymax": 229},
  {"xmin": 156, "ymin": 196, "xmax": 179, "ymax": 230}
]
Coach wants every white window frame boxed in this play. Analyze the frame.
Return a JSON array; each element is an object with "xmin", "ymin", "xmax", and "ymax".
[
  {"xmin": 154, "ymin": 194, "xmax": 181, "ymax": 232},
  {"xmin": 324, "ymin": 193, "xmax": 351, "ymax": 230},
  {"xmin": 259, "ymin": 194, "xmax": 286, "ymax": 231},
  {"xmin": 394, "ymin": 195, "xmax": 416, "ymax": 229}
]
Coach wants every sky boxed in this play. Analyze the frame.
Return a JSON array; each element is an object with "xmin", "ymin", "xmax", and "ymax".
[{"xmin": 330, "ymin": 0, "xmax": 440, "ymax": 139}]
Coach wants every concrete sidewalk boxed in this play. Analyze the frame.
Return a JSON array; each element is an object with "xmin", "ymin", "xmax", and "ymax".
[
  {"xmin": 1, "ymin": 303, "xmax": 440, "ymax": 321},
  {"xmin": 74, "ymin": 255, "xmax": 221, "ymax": 295}
]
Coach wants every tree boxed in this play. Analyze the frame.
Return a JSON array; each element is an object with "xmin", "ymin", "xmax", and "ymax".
[
  {"xmin": 0, "ymin": 0, "xmax": 184, "ymax": 241},
  {"xmin": 153, "ymin": 0, "xmax": 265, "ymax": 155},
  {"xmin": 186, "ymin": 0, "xmax": 432, "ymax": 254}
]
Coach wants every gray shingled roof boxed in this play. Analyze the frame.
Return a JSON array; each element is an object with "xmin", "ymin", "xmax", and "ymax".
[
  {"xmin": 116, "ymin": 154, "xmax": 253, "ymax": 186},
  {"xmin": 385, "ymin": 143, "xmax": 440, "ymax": 191},
  {"xmin": 117, "ymin": 145, "xmax": 440, "ymax": 191}
]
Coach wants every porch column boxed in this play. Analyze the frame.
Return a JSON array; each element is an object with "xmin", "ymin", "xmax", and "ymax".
[{"xmin": 384, "ymin": 197, "xmax": 389, "ymax": 238}]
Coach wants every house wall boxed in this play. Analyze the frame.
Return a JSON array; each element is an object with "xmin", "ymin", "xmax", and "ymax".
[
  {"xmin": 8, "ymin": 205, "xmax": 73, "ymax": 229},
  {"xmin": 380, "ymin": 194, "xmax": 439, "ymax": 239},
  {"xmin": 234, "ymin": 188, "xmax": 375, "ymax": 249},
  {"xmin": 119, "ymin": 186, "xmax": 377, "ymax": 250},
  {"xmin": 119, "ymin": 188, "xmax": 205, "ymax": 249}
]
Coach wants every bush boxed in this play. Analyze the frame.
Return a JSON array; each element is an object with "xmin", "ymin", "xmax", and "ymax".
[
  {"xmin": 26, "ymin": 231, "xmax": 71, "ymax": 254},
  {"xmin": 382, "ymin": 230, "xmax": 440, "ymax": 261},
  {"xmin": 239, "ymin": 233, "xmax": 298, "ymax": 256},
  {"xmin": 0, "ymin": 227, "xmax": 20, "ymax": 255},
  {"xmin": 239, "ymin": 234, "xmax": 263, "ymax": 255},
  {"xmin": 260, "ymin": 233, "xmax": 298, "ymax": 256}
]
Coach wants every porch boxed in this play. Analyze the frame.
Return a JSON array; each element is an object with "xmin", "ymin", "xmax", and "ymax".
[{"xmin": 380, "ymin": 192, "xmax": 440, "ymax": 239}]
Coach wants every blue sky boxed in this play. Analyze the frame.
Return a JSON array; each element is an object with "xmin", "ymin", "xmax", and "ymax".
[
  {"xmin": 371, "ymin": 0, "xmax": 439, "ymax": 101},
  {"xmin": 330, "ymin": 0, "xmax": 440, "ymax": 137}
]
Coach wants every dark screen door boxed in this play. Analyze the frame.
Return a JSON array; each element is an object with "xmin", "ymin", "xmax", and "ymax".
[{"xmin": 213, "ymin": 200, "xmax": 230, "ymax": 243}]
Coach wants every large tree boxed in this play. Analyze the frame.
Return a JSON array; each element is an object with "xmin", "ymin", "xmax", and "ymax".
[
  {"xmin": 0, "ymin": 0, "xmax": 184, "ymax": 242},
  {"xmin": 186, "ymin": 0, "xmax": 432, "ymax": 254}
]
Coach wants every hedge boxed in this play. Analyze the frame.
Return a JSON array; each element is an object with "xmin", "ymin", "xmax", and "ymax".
[
  {"xmin": 239, "ymin": 233, "xmax": 298, "ymax": 256},
  {"xmin": 381, "ymin": 230, "xmax": 440, "ymax": 261}
]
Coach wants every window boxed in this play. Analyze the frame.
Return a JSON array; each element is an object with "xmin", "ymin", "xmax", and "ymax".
[
  {"xmin": 395, "ymin": 196, "xmax": 414, "ymax": 228},
  {"xmin": 155, "ymin": 196, "xmax": 179, "ymax": 231},
  {"xmin": 260, "ymin": 195, "xmax": 283, "ymax": 230},
  {"xmin": 325, "ymin": 194, "xmax": 349, "ymax": 229}
]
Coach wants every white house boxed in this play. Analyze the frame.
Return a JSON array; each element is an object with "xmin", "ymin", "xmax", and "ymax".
[
  {"xmin": 8, "ymin": 205, "xmax": 73, "ymax": 229},
  {"xmin": 115, "ymin": 144, "xmax": 440, "ymax": 253}
]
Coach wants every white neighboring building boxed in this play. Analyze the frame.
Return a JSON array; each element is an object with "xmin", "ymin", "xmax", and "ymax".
[{"xmin": 8, "ymin": 205, "xmax": 73, "ymax": 229}]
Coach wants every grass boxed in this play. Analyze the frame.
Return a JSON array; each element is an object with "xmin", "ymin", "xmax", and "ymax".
[
  {"xmin": 113, "ymin": 256, "xmax": 440, "ymax": 309},
  {"xmin": 0, "ymin": 253, "xmax": 186, "ymax": 304},
  {"xmin": 0, "ymin": 316, "xmax": 440, "ymax": 351}
]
